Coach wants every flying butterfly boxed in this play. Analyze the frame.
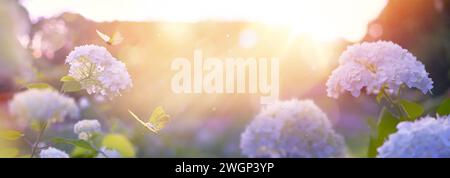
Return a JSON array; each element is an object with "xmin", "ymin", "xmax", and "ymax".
[
  {"xmin": 128, "ymin": 106, "xmax": 170, "ymax": 133},
  {"xmin": 96, "ymin": 29, "xmax": 123, "ymax": 45}
]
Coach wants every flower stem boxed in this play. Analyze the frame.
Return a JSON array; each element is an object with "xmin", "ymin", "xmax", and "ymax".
[
  {"xmin": 30, "ymin": 122, "xmax": 48, "ymax": 158},
  {"xmin": 380, "ymin": 90, "xmax": 407, "ymax": 120}
]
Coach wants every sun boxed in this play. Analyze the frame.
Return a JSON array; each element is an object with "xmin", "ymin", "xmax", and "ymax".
[
  {"xmin": 267, "ymin": 0, "xmax": 388, "ymax": 42},
  {"xmin": 21, "ymin": 0, "xmax": 387, "ymax": 42}
]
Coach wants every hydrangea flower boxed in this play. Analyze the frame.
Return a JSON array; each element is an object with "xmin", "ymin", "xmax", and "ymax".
[
  {"xmin": 65, "ymin": 45, "xmax": 132, "ymax": 98},
  {"xmin": 240, "ymin": 99, "xmax": 346, "ymax": 158},
  {"xmin": 377, "ymin": 115, "xmax": 450, "ymax": 158},
  {"xmin": 8, "ymin": 89, "xmax": 79, "ymax": 123},
  {"xmin": 326, "ymin": 41, "xmax": 433, "ymax": 98},
  {"xmin": 96, "ymin": 147, "xmax": 122, "ymax": 158},
  {"xmin": 74, "ymin": 119, "xmax": 101, "ymax": 140},
  {"xmin": 39, "ymin": 147, "xmax": 69, "ymax": 158}
]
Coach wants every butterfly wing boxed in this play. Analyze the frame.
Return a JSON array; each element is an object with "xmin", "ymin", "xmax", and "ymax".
[
  {"xmin": 128, "ymin": 110, "xmax": 157, "ymax": 133},
  {"xmin": 110, "ymin": 31, "xmax": 124, "ymax": 45},
  {"xmin": 96, "ymin": 30, "xmax": 111, "ymax": 43},
  {"xmin": 148, "ymin": 106, "xmax": 170, "ymax": 132}
]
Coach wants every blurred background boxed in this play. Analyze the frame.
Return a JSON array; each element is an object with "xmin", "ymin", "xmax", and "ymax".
[{"xmin": 0, "ymin": 0, "xmax": 449, "ymax": 157}]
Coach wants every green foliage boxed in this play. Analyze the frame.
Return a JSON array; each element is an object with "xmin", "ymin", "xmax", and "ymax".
[
  {"xmin": 60, "ymin": 75, "xmax": 76, "ymax": 82},
  {"xmin": 437, "ymin": 98, "xmax": 450, "ymax": 116},
  {"xmin": 376, "ymin": 92, "xmax": 384, "ymax": 104},
  {"xmin": 71, "ymin": 146, "xmax": 98, "ymax": 158},
  {"xmin": 367, "ymin": 108, "xmax": 399, "ymax": 158},
  {"xmin": 52, "ymin": 138, "xmax": 97, "ymax": 153},
  {"xmin": 0, "ymin": 129, "xmax": 24, "ymax": 141},
  {"xmin": 61, "ymin": 77, "xmax": 82, "ymax": 92},
  {"xmin": 367, "ymin": 136, "xmax": 378, "ymax": 158},
  {"xmin": 102, "ymin": 134, "xmax": 135, "ymax": 157},
  {"xmin": 0, "ymin": 147, "xmax": 19, "ymax": 158},
  {"xmin": 26, "ymin": 83, "xmax": 53, "ymax": 90},
  {"xmin": 399, "ymin": 99, "xmax": 424, "ymax": 120}
]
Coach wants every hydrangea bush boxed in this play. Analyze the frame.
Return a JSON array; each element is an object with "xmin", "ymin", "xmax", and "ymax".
[
  {"xmin": 2, "ymin": 30, "xmax": 450, "ymax": 158},
  {"xmin": 325, "ymin": 41, "xmax": 450, "ymax": 158},
  {"xmin": 1, "ymin": 40, "xmax": 135, "ymax": 158},
  {"xmin": 238, "ymin": 40, "xmax": 450, "ymax": 158},
  {"xmin": 240, "ymin": 99, "xmax": 346, "ymax": 158}
]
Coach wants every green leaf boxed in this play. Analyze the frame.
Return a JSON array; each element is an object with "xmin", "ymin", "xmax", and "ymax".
[
  {"xmin": 399, "ymin": 99, "xmax": 424, "ymax": 120},
  {"xmin": 0, "ymin": 147, "xmax": 19, "ymax": 158},
  {"xmin": 71, "ymin": 146, "xmax": 98, "ymax": 158},
  {"xmin": 367, "ymin": 108, "xmax": 399, "ymax": 158},
  {"xmin": 26, "ymin": 83, "xmax": 53, "ymax": 90},
  {"xmin": 376, "ymin": 92, "xmax": 384, "ymax": 104},
  {"xmin": 437, "ymin": 98, "xmax": 450, "ymax": 116},
  {"xmin": 0, "ymin": 130, "xmax": 24, "ymax": 141},
  {"xmin": 17, "ymin": 154, "xmax": 31, "ymax": 158},
  {"xmin": 367, "ymin": 136, "xmax": 378, "ymax": 158},
  {"xmin": 30, "ymin": 121, "xmax": 45, "ymax": 132},
  {"xmin": 52, "ymin": 138, "xmax": 96, "ymax": 152},
  {"xmin": 60, "ymin": 75, "xmax": 76, "ymax": 82},
  {"xmin": 102, "ymin": 134, "xmax": 135, "ymax": 158},
  {"xmin": 61, "ymin": 80, "xmax": 82, "ymax": 92}
]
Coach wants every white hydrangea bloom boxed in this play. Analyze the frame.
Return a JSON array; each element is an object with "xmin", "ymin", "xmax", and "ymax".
[
  {"xmin": 65, "ymin": 45, "xmax": 132, "ymax": 98},
  {"xmin": 8, "ymin": 89, "xmax": 79, "ymax": 123},
  {"xmin": 326, "ymin": 41, "xmax": 433, "ymax": 98},
  {"xmin": 39, "ymin": 147, "xmax": 69, "ymax": 158},
  {"xmin": 96, "ymin": 147, "xmax": 122, "ymax": 158},
  {"xmin": 378, "ymin": 115, "xmax": 450, "ymax": 158},
  {"xmin": 74, "ymin": 119, "xmax": 101, "ymax": 140},
  {"xmin": 240, "ymin": 99, "xmax": 346, "ymax": 158}
]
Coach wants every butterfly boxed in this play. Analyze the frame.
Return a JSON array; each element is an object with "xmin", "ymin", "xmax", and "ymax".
[
  {"xmin": 96, "ymin": 29, "xmax": 123, "ymax": 46},
  {"xmin": 128, "ymin": 106, "xmax": 170, "ymax": 133}
]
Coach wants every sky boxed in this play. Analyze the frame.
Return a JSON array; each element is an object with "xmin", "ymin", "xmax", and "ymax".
[{"xmin": 20, "ymin": 0, "xmax": 387, "ymax": 42}]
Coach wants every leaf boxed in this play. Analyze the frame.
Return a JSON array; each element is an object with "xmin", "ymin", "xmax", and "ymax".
[
  {"xmin": 60, "ymin": 75, "xmax": 76, "ymax": 82},
  {"xmin": 0, "ymin": 147, "xmax": 19, "ymax": 158},
  {"xmin": 367, "ymin": 108, "xmax": 399, "ymax": 158},
  {"xmin": 376, "ymin": 92, "xmax": 384, "ymax": 104},
  {"xmin": 61, "ymin": 80, "xmax": 82, "ymax": 92},
  {"xmin": 366, "ymin": 117, "xmax": 377, "ymax": 133},
  {"xmin": 437, "ymin": 98, "xmax": 450, "ymax": 116},
  {"xmin": 17, "ymin": 154, "xmax": 31, "ymax": 158},
  {"xmin": 52, "ymin": 138, "xmax": 96, "ymax": 152},
  {"xmin": 0, "ymin": 130, "xmax": 24, "ymax": 141},
  {"xmin": 71, "ymin": 146, "xmax": 98, "ymax": 158},
  {"xmin": 399, "ymin": 99, "xmax": 424, "ymax": 120},
  {"xmin": 102, "ymin": 134, "xmax": 135, "ymax": 158},
  {"xmin": 30, "ymin": 121, "xmax": 45, "ymax": 132},
  {"xmin": 367, "ymin": 136, "xmax": 378, "ymax": 158},
  {"xmin": 376, "ymin": 108, "xmax": 399, "ymax": 144},
  {"xmin": 26, "ymin": 83, "xmax": 53, "ymax": 90}
]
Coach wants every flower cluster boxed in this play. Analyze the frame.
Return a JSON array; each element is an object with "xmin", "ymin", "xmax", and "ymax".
[
  {"xmin": 240, "ymin": 99, "xmax": 346, "ymax": 158},
  {"xmin": 326, "ymin": 41, "xmax": 433, "ymax": 98},
  {"xmin": 8, "ymin": 89, "xmax": 79, "ymax": 123},
  {"xmin": 377, "ymin": 115, "xmax": 450, "ymax": 158},
  {"xmin": 65, "ymin": 45, "xmax": 132, "ymax": 98},
  {"xmin": 39, "ymin": 147, "xmax": 69, "ymax": 158},
  {"xmin": 74, "ymin": 119, "xmax": 101, "ymax": 140}
]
